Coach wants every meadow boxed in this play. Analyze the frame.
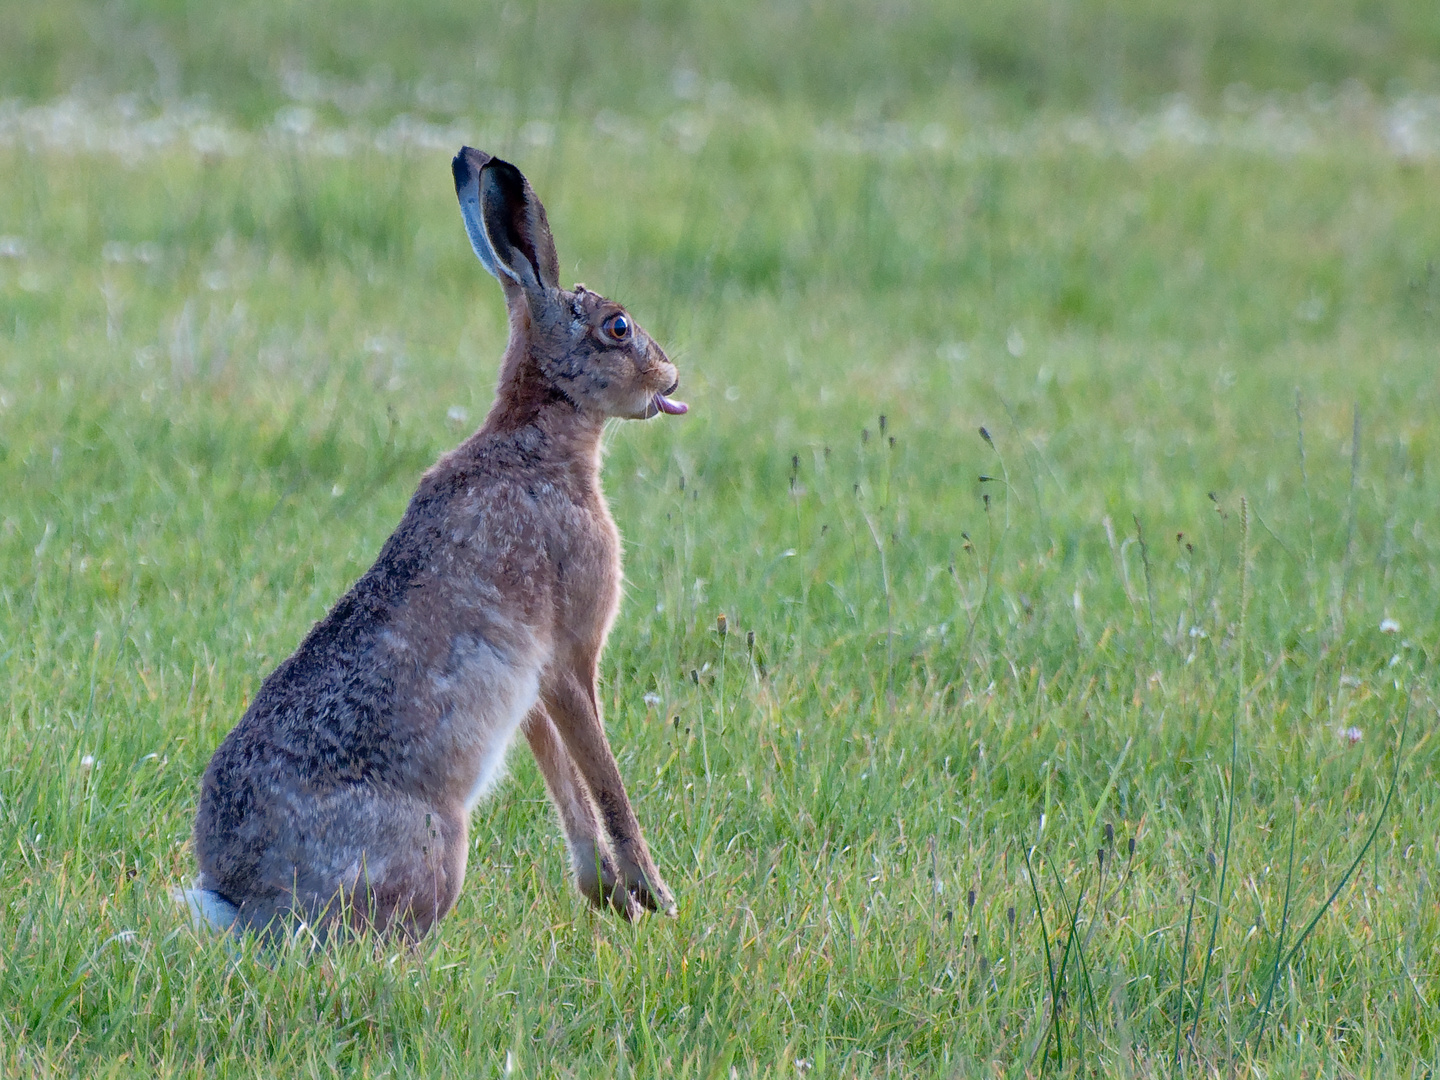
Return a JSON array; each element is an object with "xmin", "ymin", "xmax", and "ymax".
[{"xmin": 1, "ymin": 1, "xmax": 1438, "ymax": 1075}]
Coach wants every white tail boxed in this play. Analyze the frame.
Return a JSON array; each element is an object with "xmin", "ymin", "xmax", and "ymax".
[{"xmin": 172, "ymin": 885, "xmax": 240, "ymax": 932}]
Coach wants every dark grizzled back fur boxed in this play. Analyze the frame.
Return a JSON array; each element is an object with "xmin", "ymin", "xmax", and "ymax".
[{"xmin": 193, "ymin": 481, "xmax": 443, "ymax": 910}]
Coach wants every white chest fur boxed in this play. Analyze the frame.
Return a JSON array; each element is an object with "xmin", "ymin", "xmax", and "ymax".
[
  {"xmin": 399, "ymin": 627, "xmax": 543, "ymax": 813},
  {"xmin": 461, "ymin": 661, "xmax": 540, "ymax": 811}
]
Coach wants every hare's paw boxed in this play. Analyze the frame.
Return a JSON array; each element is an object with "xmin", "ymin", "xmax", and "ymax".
[
  {"xmin": 614, "ymin": 841, "xmax": 677, "ymax": 917},
  {"xmin": 573, "ymin": 843, "xmax": 644, "ymax": 921}
]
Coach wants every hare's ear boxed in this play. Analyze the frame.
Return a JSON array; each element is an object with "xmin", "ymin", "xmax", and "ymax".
[
  {"xmin": 452, "ymin": 147, "xmax": 560, "ymax": 293},
  {"xmin": 453, "ymin": 146, "xmax": 506, "ymax": 282},
  {"xmin": 479, "ymin": 158, "xmax": 560, "ymax": 293}
]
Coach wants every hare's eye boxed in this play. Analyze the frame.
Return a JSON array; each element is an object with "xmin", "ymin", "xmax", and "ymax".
[{"xmin": 606, "ymin": 314, "xmax": 630, "ymax": 340}]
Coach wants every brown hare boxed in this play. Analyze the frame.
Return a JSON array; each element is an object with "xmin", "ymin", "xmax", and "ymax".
[{"xmin": 181, "ymin": 147, "xmax": 685, "ymax": 941}]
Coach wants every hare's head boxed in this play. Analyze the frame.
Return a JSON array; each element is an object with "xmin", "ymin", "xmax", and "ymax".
[{"xmin": 453, "ymin": 147, "xmax": 686, "ymax": 421}]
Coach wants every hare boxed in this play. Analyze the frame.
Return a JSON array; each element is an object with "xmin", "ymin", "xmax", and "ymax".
[{"xmin": 182, "ymin": 147, "xmax": 685, "ymax": 941}]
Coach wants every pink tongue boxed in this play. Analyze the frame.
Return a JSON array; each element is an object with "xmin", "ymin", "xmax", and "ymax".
[{"xmin": 655, "ymin": 394, "xmax": 688, "ymax": 415}]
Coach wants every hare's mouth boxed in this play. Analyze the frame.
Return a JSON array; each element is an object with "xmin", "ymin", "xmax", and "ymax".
[{"xmin": 648, "ymin": 379, "xmax": 687, "ymax": 418}]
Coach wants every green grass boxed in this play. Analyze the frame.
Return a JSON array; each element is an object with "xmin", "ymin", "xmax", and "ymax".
[{"xmin": 2, "ymin": 4, "xmax": 1439, "ymax": 1076}]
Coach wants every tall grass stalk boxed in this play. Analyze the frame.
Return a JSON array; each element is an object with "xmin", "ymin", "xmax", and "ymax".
[
  {"xmin": 1173, "ymin": 884, "xmax": 1198, "ymax": 1072},
  {"xmin": 1189, "ymin": 498, "xmax": 1249, "ymax": 1050},
  {"xmin": 1023, "ymin": 844, "xmax": 1060, "ymax": 1074}
]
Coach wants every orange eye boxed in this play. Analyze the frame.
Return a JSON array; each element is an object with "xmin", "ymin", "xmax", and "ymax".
[{"xmin": 606, "ymin": 314, "xmax": 630, "ymax": 340}]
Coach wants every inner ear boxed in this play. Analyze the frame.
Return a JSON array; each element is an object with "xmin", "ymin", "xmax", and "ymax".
[{"xmin": 479, "ymin": 160, "xmax": 560, "ymax": 292}]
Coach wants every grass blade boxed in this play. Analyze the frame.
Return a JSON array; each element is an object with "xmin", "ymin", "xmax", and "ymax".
[
  {"xmin": 1023, "ymin": 843, "xmax": 1060, "ymax": 1074},
  {"xmin": 1173, "ymin": 883, "xmax": 1198, "ymax": 1072},
  {"xmin": 1253, "ymin": 799, "xmax": 1299, "ymax": 1047}
]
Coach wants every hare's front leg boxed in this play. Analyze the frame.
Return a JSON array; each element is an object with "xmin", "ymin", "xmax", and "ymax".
[
  {"xmin": 524, "ymin": 704, "xmax": 643, "ymax": 920},
  {"xmin": 543, "ymin": 669, "xmax": 677, "ymax": 916}
]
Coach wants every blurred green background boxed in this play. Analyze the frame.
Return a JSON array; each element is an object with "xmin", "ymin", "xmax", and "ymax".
[{"xmin": 4, "ymin": 0, "xmax": 1439, "ymax": 120}]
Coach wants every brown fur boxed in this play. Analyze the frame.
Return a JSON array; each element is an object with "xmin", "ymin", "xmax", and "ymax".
[{"xmin": 190, "ymin": 148, "xmax": 683, "ymax": 940}]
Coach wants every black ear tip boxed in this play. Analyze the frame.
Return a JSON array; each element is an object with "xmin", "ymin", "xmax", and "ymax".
[
  {"xmin": 451, "ymin": 151, "xmax": 471, "ymax": 188},
  {"xmin": 481, "ymin": 157, "xmax": 526, "ymax": 191},
  {"xmin": 452, "ymin": 146, "xmax": 492, "ymax": 191}
]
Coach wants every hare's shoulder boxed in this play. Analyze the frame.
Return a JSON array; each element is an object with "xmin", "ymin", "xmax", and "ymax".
[{"xmin": 419, "ymin": 440, "xmax": 610, "ymax": 542}]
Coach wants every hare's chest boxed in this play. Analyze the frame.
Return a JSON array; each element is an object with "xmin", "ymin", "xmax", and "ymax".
[{"xmin": 550, "ymin": 508, "xmax": 622, "ymax": 641}]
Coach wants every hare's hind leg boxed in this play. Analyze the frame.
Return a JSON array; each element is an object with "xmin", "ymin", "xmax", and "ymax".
[
  {"xmin": 353, "ymin": 800, "xmax": 469, "ymax": 941},
  {"xmin": 278, "ymin": 788, "xmax": 468, "ymax": 941},
  {"xmin": 524, "ymin": 705, "xmax": 643, "ymax": 920},
  {"xmin": 355, "ymin": 806, "xmax": 468, "ymax": 941}
]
